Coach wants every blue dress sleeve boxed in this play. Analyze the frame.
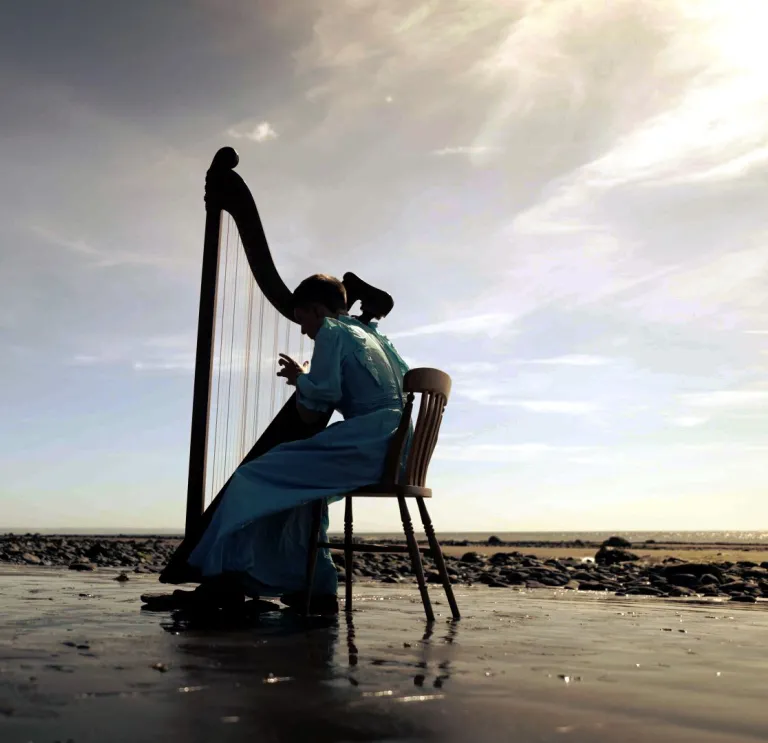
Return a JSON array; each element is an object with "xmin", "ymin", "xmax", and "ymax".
[{"xmin": 295, "ymin": 321, "xmax": 344, "ymax": 412}]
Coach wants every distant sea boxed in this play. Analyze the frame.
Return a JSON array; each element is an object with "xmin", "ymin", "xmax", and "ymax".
[{"xmin": 4, "ymin": 529, "xmax": 768, "ymax": 544}]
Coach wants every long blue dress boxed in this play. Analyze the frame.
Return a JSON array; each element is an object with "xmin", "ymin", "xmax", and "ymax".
[{"xmin": 187, "ymin": 314, "xmax": 409, "ymax": 597}]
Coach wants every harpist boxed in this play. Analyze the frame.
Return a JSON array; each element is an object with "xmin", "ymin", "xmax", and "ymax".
[{"xmin": 160, "ymin": 274, "xmax": 409, "ymax": 615}]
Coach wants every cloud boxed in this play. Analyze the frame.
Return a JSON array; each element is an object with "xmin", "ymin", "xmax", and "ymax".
[
  {"xmin": 69, "ymin": 335, "xmax": 196, "ymax": 372},
  {"xmin": 523, "ymin": 355, "xmax": 612, "ymax": 367},
  {"xmin": 388, "ymin": 313, "xmax": 515, "ymax": 339},
  {"xmin": 431, "ymin": 146, "xmax": 500, "ymax": 157},
  {"xmin": 516, "ymin": 400, "xmax": 598, "ymax": 414},
  {"xmin": 132, "ymin": 359, "xmax": 195, "ymax": 372},
  {"xmin": 458, "ymin": 386, "xmax": 598, "ymax": 415},
  {"xmin": 669, "ymin": 415, "xmax": 709, "ymax": 428},
  {"xmin": 434, "ymin": 442, "xmax": 596, "ymax": 462},
  {"xmin": 226, "ymin": 121, "xmax": 278, "ymax": 143},
  {"xmin": 450, "ymin": 361, "xmax": 499, "ymax": 374},
  {"xmin": 29, "ymin": 224, "xmax": 170, "ymax": 269},
  {"xmin": 682, "ymin": 391, "xmax": 768, "ymax": 408}
]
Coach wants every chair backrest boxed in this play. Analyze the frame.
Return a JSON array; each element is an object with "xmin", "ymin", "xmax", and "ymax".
[{"xmin": 379, "ymin": 367, "xmax": 452, "ymax": 488}]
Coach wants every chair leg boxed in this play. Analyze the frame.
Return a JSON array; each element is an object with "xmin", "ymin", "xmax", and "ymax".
[
  {"xmin": 398, "ymin": 496, "xmax": 435, "ymax": 622},
  {"xmin": 304, "ymin": 500, "xmax": 323, "ymax": 615},
  {"xmin": 416, "ymin": 498, "xmax": 460, "ymax": 620},
  {"xmin": 344, "ymin": 496, "xmax": 353, "ymax": 613}
]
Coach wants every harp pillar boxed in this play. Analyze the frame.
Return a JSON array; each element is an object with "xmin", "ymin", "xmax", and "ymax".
[{"xmin": 185, "ymin": 203, "xmax": 223, "ymax": 536}]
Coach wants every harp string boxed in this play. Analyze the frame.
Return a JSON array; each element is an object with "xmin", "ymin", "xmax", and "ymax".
[
  {"xmin": 253, "ymin": 291, "xmax": 265, "ymax": 446},
  {"xmin": 222, "ymin": 219, "xmax": 240, "ymax": 488},
  {"xmin": 239, "ymin": 240, "xmax": 254, "ymax": 460},
  {"xmin": 202, "ymin": 213, "xmax": 315, "ymax": 508},
  {"xmin": 269, "ymin": 305, "xmax": 279, "ymax": 421},
  {"xmin": 283, "ymin": 315, "xmax": 292, "ymax": 406},
  {"xmin": 208, "ymin": 215, "xmax": 230, "ymax": 503}
]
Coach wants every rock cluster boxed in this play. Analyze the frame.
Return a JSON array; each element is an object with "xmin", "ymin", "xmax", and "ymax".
[
  {"xmin": 2, "ymin": 534, "xmax": 766, "ymax": 603},
  {"xmin": 0, "ymin": 534, "xmax": 176, "ymax": 573}
]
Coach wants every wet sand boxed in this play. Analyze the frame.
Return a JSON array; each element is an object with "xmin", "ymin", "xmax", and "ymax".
[{"xmin": 1, "ymin": 567, "xmax": 767, "ymax": 743}]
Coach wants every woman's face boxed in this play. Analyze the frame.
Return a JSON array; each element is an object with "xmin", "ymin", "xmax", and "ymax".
[{"xmin": 294, "ymin": 303, "xmax": 328, "ymax": 339}]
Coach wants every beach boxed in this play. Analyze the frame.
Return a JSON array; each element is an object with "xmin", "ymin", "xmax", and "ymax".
[
  {"xmin": 2, "ymin": 565, "xmax": 768, "ymax": 742},
  {"xmin": 3, "ymin": 533, "xmax": 768, "ymax": 602}
]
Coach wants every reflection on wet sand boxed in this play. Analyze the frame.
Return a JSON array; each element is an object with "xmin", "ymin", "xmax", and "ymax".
[
  {"xmin": 2, "ymin": 567, "xmax": 768, "ymax": 742},
  {"xmin": 152, "ymin": 604, "xmax": 458, "ymax": 742}
]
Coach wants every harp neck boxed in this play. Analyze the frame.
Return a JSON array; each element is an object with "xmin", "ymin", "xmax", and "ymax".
[{"xmin": 205, "ymin": 147, "xmax": 294, "ymax": 322}]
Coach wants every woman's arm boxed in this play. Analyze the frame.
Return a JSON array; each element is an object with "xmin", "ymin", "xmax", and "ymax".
[{"xmin": 293, "ymin": 322, "xmax": 344, "ymax": 416}]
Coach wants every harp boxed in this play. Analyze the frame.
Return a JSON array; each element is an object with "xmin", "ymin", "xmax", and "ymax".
[{"xmin": 160, "ymin": 147, "xmax": 393, "ymax": 584}]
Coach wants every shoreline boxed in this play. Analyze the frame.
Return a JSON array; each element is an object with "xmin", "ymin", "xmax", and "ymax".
[{"xmin": 3, "ymin": 533, "xmax": 768, "ymax": 603}]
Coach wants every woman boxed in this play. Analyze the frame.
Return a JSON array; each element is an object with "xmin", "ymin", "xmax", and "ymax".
[{"xmin": 159, "ymin": 274, "xmax": 409, "ymax": 614}]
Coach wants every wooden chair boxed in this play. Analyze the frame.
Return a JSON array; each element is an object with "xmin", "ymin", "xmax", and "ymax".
[{"xmin": 305, "ymin": 368, "xmax": 460, "ymax": 622}]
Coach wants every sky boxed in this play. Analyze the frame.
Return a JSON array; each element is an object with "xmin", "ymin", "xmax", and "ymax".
[{"xmin": 2, "ymin": 0, "xmax": 768, "ymax": 532}]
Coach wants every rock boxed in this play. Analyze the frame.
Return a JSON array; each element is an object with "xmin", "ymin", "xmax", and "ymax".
[
  {"xmin": 698, "ymin": 585, "xmax": 721, "ymax": 597},
  {"xmin": 571, "ymin": 570, "xmax": 596, "ymax": 581},
  {"xmin": 742, "ymin": 567, "xmax": 768, "ymax": 580},
  {"xmin": 489, "ymin": 552, "xmax": 511, "ymax": 565},
  {"xmin": 720, "ymin": 580, "xmax": 751, "ymax": 595},
  {"xmin": 536, "ymin": 574, "xmax": 568, "ymax": 587},
  {"xmin": 666, "ymin": 573, "xmax": 698, "ymax": 588},
  {"xmin": 667, "ymin": 586, "xmax": 696, "ymax": 597},
  {"xmin": 699, "ymin": 574, "xmax": 720, "ymax": 586},
  {"xmin": 69, "ymin": 562, "xmax": 94, "ymax": 571},
  {"xmin": 626, "ymin": 586, "xmax": 665, "ymax": 597},
  {"xmin": 602, "ymin": 536, "xmax": 632, "ymax": 548},
  {"xmin": 662, "ymin": 563, "xmax": 723, "ymax": 581},
  {"xmin": 487, "ymin": 536, "xmax": 502, "ymax": 546},
  {"xmin": 114, "ymin": 573, "xmax": 130, "ymax": 582},
  {"xmin": 460, "ymin": 552, "xmax": 484, "ymax": 564},
  {"xmin": 578, "ymin": 581, "xmax": 611, "ymax": 592},
  {"xmin": 595, "ymin": 546, "xmax": 639, "ymax": 566},
  {"xmin": 22, "ymin": 553, "xmax": 41, "ymax": 564},
  {"xmin": 730, "ymin": 594, "xmax": 757, "ymax": 603},
  {"xmin": 502, "ymin": 571, "xmax": 526, "ymax": 585}
]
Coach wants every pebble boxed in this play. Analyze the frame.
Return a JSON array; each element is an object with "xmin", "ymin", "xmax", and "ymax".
[{"xmin": 69, "ymin": 562, "xmax": 95, "ymax": 572}]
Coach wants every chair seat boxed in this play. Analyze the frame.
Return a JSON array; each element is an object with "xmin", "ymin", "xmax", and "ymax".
[{"xmin": 349, "ymin": 483, "xmax": 432, "ymax": 498}]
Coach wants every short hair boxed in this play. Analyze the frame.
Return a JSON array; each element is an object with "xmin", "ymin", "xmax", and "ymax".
[{"xmin": 292, "ymin": 274, "xmax": 347, "ymax": 313}]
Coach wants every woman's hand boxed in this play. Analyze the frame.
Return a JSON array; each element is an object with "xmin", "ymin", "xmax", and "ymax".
[{"xmin": 277, "ymin": 353, "xmax": 308, "ymax": 386}]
